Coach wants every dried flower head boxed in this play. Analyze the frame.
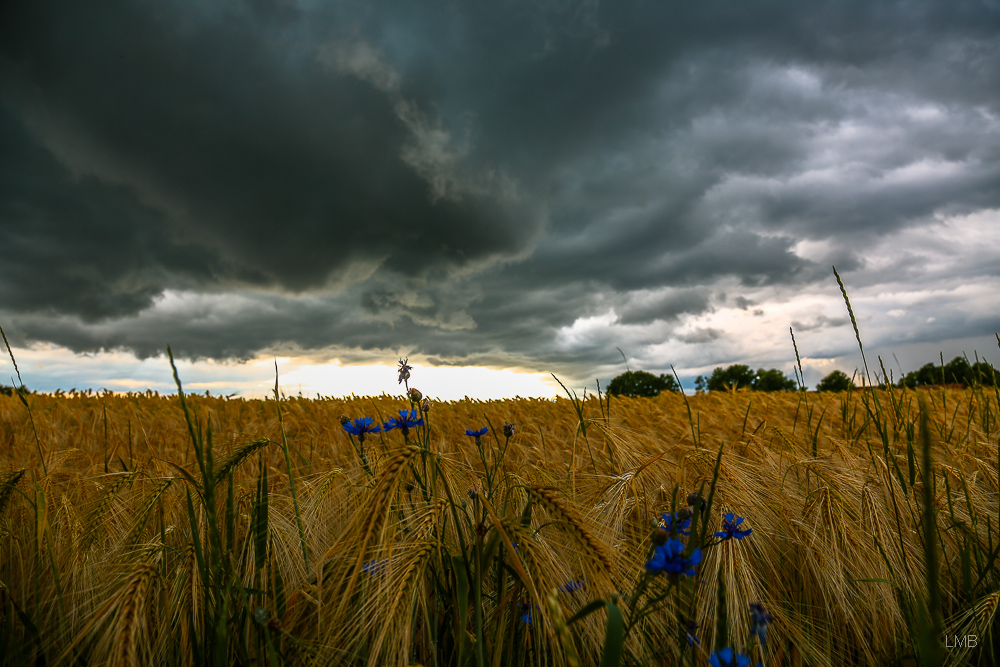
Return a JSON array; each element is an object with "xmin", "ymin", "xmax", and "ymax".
[
  {"xmin": 398, "ymin": 358, "xmax": 412, "ymax": 385},
  {"xmin": 687, "ymin": 491, "xmax": 707, "ymax": 510}
]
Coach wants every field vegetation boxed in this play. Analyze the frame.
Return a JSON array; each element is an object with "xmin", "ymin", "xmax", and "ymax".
[{"xmin": 1, "ymin": 350, "xmax": 998, "ymax": 665}]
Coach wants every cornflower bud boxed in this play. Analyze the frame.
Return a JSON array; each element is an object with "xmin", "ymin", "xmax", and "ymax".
[
  {"xmin": 407, "ymin": 387, "xmax": 423, "ymax": 402},
  {"xmin": 686, "ymin": 491, "xmax": 707, "ymax": 511},
  {"xmin": 421, "ymin": 397, "xmax": 430, "ymax": 412},
  {"xmin": 503, "ymin": 422, "xmax": 515, "ymax": 438},
  {"xmin": 652, "ymin": 527, "xmax": 669, "ymax": 545},
  {"xmin": 340, "ymin": 415, "xmax": 351, "ymax": 426}
]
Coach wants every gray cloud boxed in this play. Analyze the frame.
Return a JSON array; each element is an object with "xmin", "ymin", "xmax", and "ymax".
[{"xmin": 1, "ymin": 0, "xmax": 998, "ymax": 391}]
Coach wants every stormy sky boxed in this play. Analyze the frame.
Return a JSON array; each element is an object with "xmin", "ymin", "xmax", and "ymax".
[{"xmin": 1, "ymin": 0, "xmax": 998, "ymax": 397}]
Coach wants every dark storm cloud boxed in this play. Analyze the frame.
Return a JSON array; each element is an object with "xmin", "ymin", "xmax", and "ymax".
[{"xmin": 1, "ymin": 0, "xmax": 998, "ymax": 388}]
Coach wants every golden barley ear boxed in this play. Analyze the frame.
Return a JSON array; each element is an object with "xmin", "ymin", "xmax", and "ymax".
[
  {"xmin": 111, "ymin": 561, "xmax": 159, "ymax": 667},
  {"xmin": 527, "ymin": 485, "xmax": 615, "ymax": 575},
  {"xmin": 79, "ymin": 471, "xmax": 137, "ymax": 555},
  {"xmin": 123, "ymin": 478, "xmax": 174, "ymax": 546},
  {"xmin": 324, "ymin": 445, "xmax": 421, "ymax": 616},
  {"xmin": 212, "ymin": 436, "xmax": 270, "ymax": 481},
  {"xmin": 368, "ymin": 541, "xmax": 435, "ymax": 662},
  {"xmin": 0, "ymin": 468, "xmax": 26, "ymax": 516},
  {"xmin": 973, "ymin": 590, "xmax": 1000, "ymax": 633}
]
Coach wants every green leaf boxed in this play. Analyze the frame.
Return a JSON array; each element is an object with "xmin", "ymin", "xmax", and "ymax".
[
  {"xmin": 453, "ymin": 555, "xmax": 470, "ymax": 666},
  {"xmin": 254, "ymin": 454, "xmax": 269, "ymax": 572},
  {"xmin": 600, "ymin": 601, "xmax": 625, "ymax": 667},
  {"xmin": 565, "ymin": 599, "xmax": 607, "ymax": 626}
]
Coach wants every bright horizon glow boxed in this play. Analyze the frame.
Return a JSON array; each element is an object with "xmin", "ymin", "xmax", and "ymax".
[{"xmin": 0, "ymin": 344, "xmax": 564, "ymax": 401}]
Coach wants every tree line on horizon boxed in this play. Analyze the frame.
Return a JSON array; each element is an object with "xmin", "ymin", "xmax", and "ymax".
[{"xmin": 606, "ymin": 355, "xmax": 997, "ymax": 398}]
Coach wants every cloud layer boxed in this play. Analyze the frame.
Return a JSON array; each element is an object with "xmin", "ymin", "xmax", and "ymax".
[{"xmin": 1, "ymin": 0, "xmax": 998, "ymax": 390}]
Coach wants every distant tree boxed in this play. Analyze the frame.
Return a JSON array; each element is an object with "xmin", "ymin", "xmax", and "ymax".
[
  {"xmin": 696, "ymin": 365, "xmax": 756, "ymax": 392},
  {"xmin": 816, "ymin": 370, "xmax": 854, "ymax": 392},
  {"xmin": 899, "ymin": 357, "xmax": 997, "ymax": 388},
  {"xmin": 753, "ymin": 368, "xmax": 797, "ymax": 392},
  {"xmin": 607, "ymin": 370, "xmax": 680, "ymax": 398}
]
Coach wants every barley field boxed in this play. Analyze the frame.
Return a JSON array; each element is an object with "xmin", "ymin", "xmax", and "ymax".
[{"xmin": 1, "ymin": 363, "xmax": 998, "ymax": 666}]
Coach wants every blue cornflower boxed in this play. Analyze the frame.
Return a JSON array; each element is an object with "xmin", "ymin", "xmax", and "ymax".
[
  {"xmin": 558, "ymin": 581, "xmax": 585, "ymax": 594},
  {"xmin": 362, "ymin": 558, "xmax": 389, "ymax": 575},
  {"xmin": 714, "ymin": 512, "xmax": 753, "ymax": 541},
  {"xmin": 662, "ymin": 511, "xmax": 692, "ymax": 536},
  {"xmin": 383, "ymin": 408, "xmax": 424, "ymax": 436},
  {"xmin": 684, "ymin": 620, "xmax": 700, "ymax": 648},
  {"xmin": 749, "ymin": 603, "xmax": 774, "ymax": 646},
  {"xmin": 644, "ymin": 537, "xmax": 702, "ymax": 577},
  {"xmin": 465, "ymin": 426, "xmax": 488, "ymax": 446},
  {"xmin": 343, "ymin": 417, "xmax": 381, "ymax": 443},
  {"xmin": 708, "ymin": 647, "xmax": 758, "ymax": 667},
  {"xmin": 518, "ymin": 601, "xmax": 534, "ymax": 624}
]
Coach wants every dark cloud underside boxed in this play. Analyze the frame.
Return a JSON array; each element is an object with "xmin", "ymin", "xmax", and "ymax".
[{"xmin": 1, "ymin": 0, "xmax": 998, "ymax": 386}]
